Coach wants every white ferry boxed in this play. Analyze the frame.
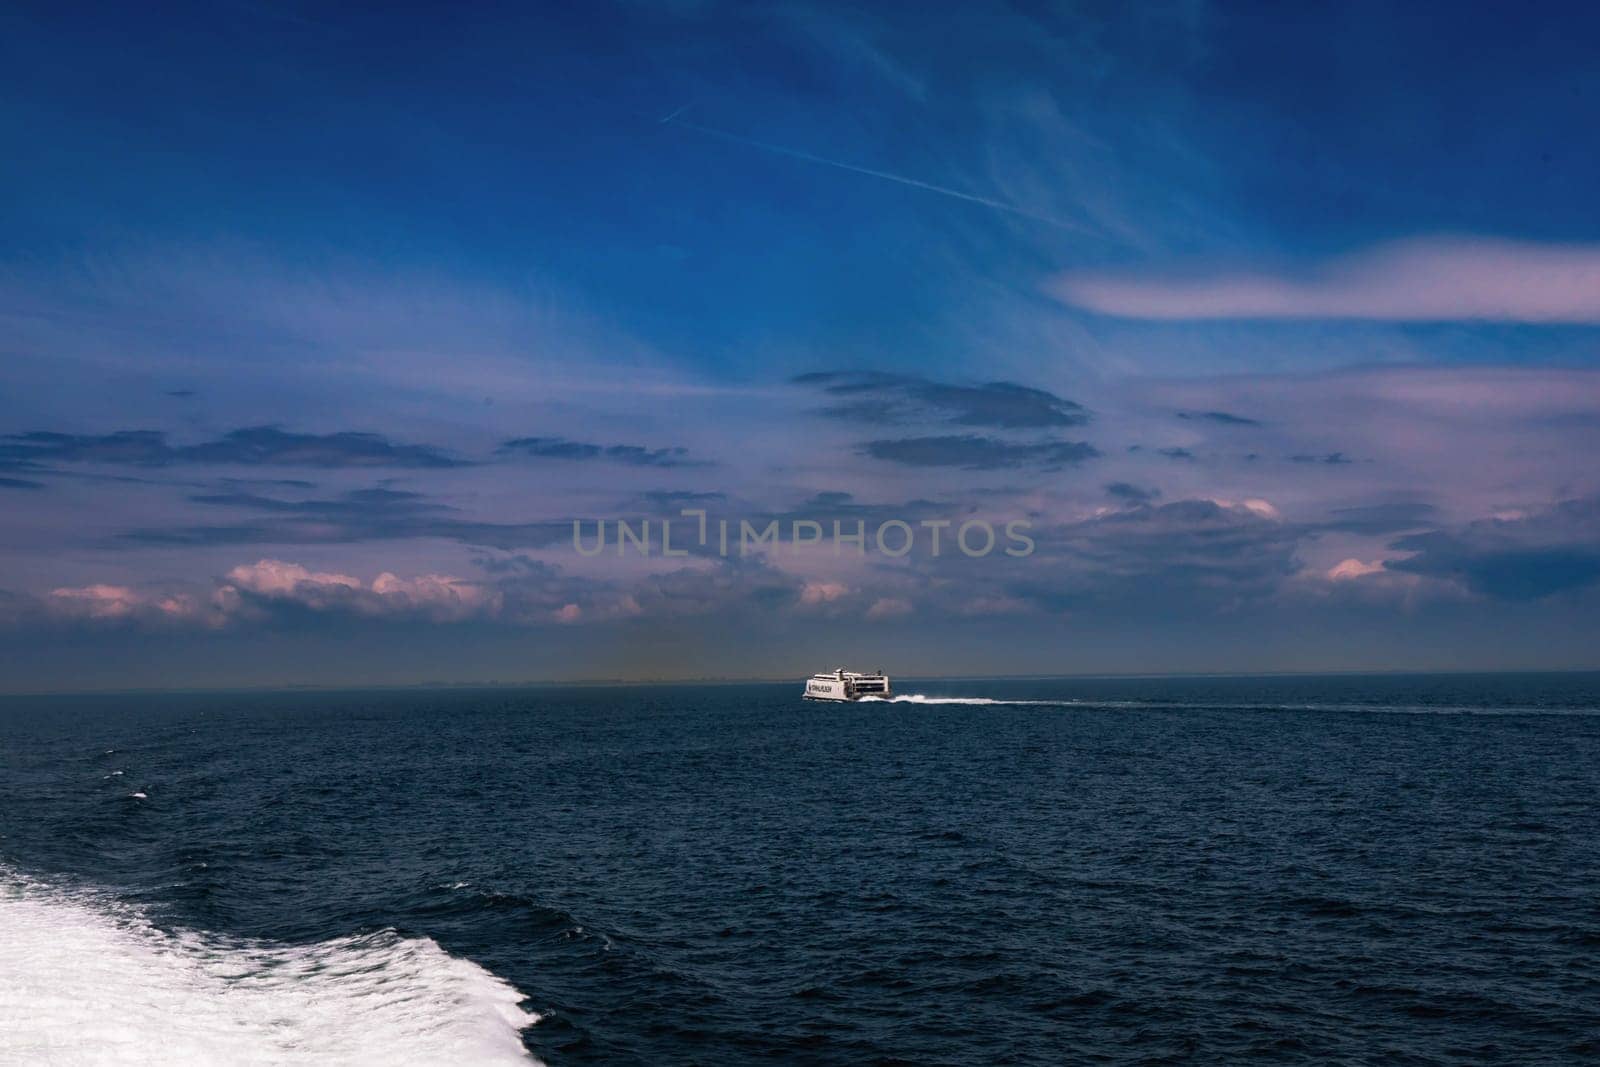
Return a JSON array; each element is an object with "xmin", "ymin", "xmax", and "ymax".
[{"xmin": 803, "ymin": 668, "xmax": 891, "ymax": 702}]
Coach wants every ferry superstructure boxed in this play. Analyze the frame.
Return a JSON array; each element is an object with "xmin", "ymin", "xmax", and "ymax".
[{"xmin": 803, "ymin": 668, "xmax": 891, "ymax": 701}]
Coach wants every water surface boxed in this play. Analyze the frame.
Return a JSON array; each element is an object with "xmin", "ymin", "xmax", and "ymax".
[{"xmin": 3, "ymin": 673, "xmax": 1598, "ymax": 1063}]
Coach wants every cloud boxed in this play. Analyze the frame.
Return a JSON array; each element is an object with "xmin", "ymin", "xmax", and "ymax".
[
  {"xmin": 187, "ymin": 487, "xmax": 448, "ymax": 519},
  {"xmin": 18, "ymin": 550, "xmax": 823, "ymax": 633},
  {"xmin": 553, "ymin": 557, "xmax": 801, "ymax": 621},
  {"xmin": 0, "ymin": 427, "xmax": 470, "ymax": 469},
  {"xmin": 223, "ymin": 560, "xmax": 360, "ymax": 597},
  {"xmin": 850, "ymin": 495, "xmax": 1308, "ymax": 624},
  {"xmin": 799, "ymin": 580, "xmax": 851, "ymax": 605},
  {"xmin": 46, "ymin": 584, "xmax": 208, "ymax": 624},
  {"xmin": 221, "ymin": 560, "xmax": 501, "ymax": 622},
  {"xmin": 1327, "ymin": 558, "xmax": 1386, "ymax": 581},
  {"xmin": 1233, "ymin": 498, "xmax": 1282, "ymax": 520},
  {"xmin": 120, "ymin": 486, "xmax": 573, "ymax": 551},
  {"xmin": 1051, "ymin": 238, "xmax": 1600, "ymax": 322},
  {"xmin": 497, "ymin": 437, "xmax": 706, "ymax": 467},
  {"xmin": 478, "ymin": 552, "xmax": 808, "ymax": 625},
  {"xmin": 1290, "ymin": 452, "xmax": 1353, "ymax": 465},
  {"xmin": 865, "ymin": 596, "xmax": 913, "ymax": 620},
  {"xmin": 30, "ymin": 561, "xmax": 507, "ymax": 628},
  {"xmin": 370, "ymin": 572, "xmax": 502, "ymax": 622},
  {"xmin": 0, "ymin": 477, "xmax": 45, "ymax": 490},
  {"xmin": 957, "ymin": 595, "xmax": 1031, "ymax": 616},
  {"xmin": 1105, "ymin": 482, "xmax": 1159, "ymax": 504},
  {"xmin": 1318, "ymin": 501, "xmax": 1436, "ymax": 534},
  {"xmin": 456, "ymin": 554, "xmax": 647, "ymax": 624},
  {"xmin": 859, "ymin": 434, "xmax": 1098, "ymax": 469},
  {"xmin": 758, "ymin": 492, "xmax": 948, "ymax": 533},
  {"xmin": 628, "ymin": 489, "xmax": 728, "ymax": 513},
  {"xmin": 794, "ymin": 371, "xmax": 1089, "ymax": 428},
  {"xmin": 1387, "ymin": 497, "xmax": 1600, "ymax": 600},
  {"xmin": 1178, "ymin": 410, "xmax": 1261, "ymax": 426},
  {"xmin": 1017, "ymin": 498, "xmax": 1303, "ymax": 610},
  {"xmin": 46, "ymin": 485, "xmax": 1586, "ymax": 641}
]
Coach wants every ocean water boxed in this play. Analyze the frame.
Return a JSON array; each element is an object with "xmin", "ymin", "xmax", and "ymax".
[{"xmin": 3, "ymin": 673, "xmax": 1599, "ymax": 1065}]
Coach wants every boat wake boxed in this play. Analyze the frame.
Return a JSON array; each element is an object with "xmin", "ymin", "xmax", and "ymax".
[
  {"xmin": 0, "ymin": 865, "xmax": 540, "ymax": 1066},
  {"xmin": 862, "ymin": 695, "xmax": 1600, "ymax": 715},
  {"xmin": 857, "ymin": 694, "xmax": 1079, "ymax": 706}
]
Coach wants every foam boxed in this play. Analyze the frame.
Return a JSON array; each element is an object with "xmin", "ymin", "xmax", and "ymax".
[
  {"xmin": 857, "ymin": 694, "xmax": 1600, "ymax": 715},
  {"xmin": 858, "ymin": 694, "xmax": 1078, "ymax": 706},
  {"xmin": 0, "ymin": 866, "xmax": 541, "ymax": 1066}
]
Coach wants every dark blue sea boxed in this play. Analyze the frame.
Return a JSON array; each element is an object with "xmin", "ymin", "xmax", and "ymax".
[{"xmin": 3, "ymin": 673, "xmax": 1599, "ymax": 1064}]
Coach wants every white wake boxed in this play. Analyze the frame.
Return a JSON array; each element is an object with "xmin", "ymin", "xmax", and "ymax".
[
  {"xmin": 857, "ymin": 694, "xmax": 1079, "ymax": 706},
  {"xmin": 0, "ymin": 866, "xmax": 540, "ymax": 1066},
  {"xmin": 862, "ymin": 695, "xmax": 1600, "ymax": 716}
]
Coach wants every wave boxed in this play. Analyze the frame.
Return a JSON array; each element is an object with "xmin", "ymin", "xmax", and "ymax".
[{"xmin": 0, "ymin": 865, "xmax": 541, "ymax": 1066}]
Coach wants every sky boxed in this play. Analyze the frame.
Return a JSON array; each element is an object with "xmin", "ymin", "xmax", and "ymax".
[{"xmin": 2, "ymin": 0, "xmax": 1599, "ymax": 690}]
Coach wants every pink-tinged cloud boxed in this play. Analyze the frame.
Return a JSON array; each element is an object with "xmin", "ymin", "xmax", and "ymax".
[
  {"xmin": 1327, "ymin": 558, "xmax": 1386, "ymax": 581},
  {"xmin": 799, "ymin": 580, "xmax": 851, "ymax": 605},
  {"xmin": 225, "ymin": 560, "xmax": 361, "ymax": 597},
  {"xmin": 1050, "ymin": 238, "xmax": 1600, "ymax": 322},
  {"xmin": 46, "ymin": 585, "xmax": 217, "ymax": 626},
  {"xmin": 48, "ymin": 584, "xmax": 145, "ymax": 619},
  {"xmin": 1202, "ymin": 497, "xmax": 1282, "ymax": 521},
  {"xmin": 369, "ymin": 571, "xmax": 501, "ymax": 622},
  {"xmin": 223, "ymin": 559, "xmax": 500, "ymax": 622}
]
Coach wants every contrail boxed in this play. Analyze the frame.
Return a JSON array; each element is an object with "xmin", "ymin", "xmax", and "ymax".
[
  {"xmin": 658, "ymin": 103, "xmax": 694, "ymax": 125},
  {"xmin": 660, "ymin": 114, "xmax": 1086, "ymax": 232}
]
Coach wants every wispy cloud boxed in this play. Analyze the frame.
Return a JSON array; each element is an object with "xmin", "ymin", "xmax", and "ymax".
[
  {"xmin": 1051, "ymin": 238, "xmax": 1600, "ymax": 322},
  {"xmin": 120, "ymin": 486, "xmax": 573, "ymax": 551},
  {"xmin": 794, "ymin": 371, "xmax": 1089, "ymax": 428},
  {"xmin": 497, "ymin": 436, "xmax": 708, "ymax": 467},
  {"xmin": 1177, "ymin": 410, "xmax": 1260, "ymax": 427},
  {"xmin": 860, "ymin": 434, "xmax": 1098, "ymax": 470},
  {"xmin": 1105, "ymin": 482, "xmax": 1159, "ymax": 504},
  {"xmin": 1, "ymin": 427, "xmax": 471, "ymax": 469}
]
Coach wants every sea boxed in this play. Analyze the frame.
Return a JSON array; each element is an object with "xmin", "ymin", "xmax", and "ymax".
[{"xmin": 2, "ymin": 673, "xmax": 1598, "ymax": 1065}]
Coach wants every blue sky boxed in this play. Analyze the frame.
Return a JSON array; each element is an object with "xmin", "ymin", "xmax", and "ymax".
[{"xmin": 3, "ymin": 1, "xmax": 1599, "ymax": 689}]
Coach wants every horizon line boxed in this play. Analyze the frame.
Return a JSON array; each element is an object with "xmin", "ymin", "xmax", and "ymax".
[{"xmin": 3, "ymin": 665, "xmax": 1598, "ymax": 699}]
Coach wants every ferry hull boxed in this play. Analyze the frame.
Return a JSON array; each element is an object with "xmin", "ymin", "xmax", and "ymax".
[{"xmin": 803, "ymin": 670, "xmax": 890, "ymax": 702}]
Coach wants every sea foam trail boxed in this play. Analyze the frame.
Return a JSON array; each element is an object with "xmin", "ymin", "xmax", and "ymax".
[
  {"xmin": 0, "ymin": 867, "xmax": 540, "ymax": 1066},
  {"xmin": 862, "ymin": 695, "xmax": 1600, "ymax": 715},
  {"xmin": 857, "ymin": 694, "xmax": 1079, "ymax": 706}
]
